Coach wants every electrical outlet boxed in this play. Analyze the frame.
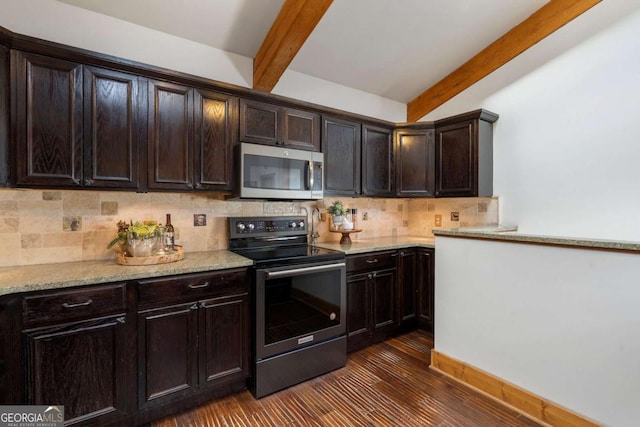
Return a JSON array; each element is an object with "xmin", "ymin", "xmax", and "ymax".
[
  {"xmin": 451, "ymin": 212, "xmax": 459, "ymax": 222},
  {"xmin": 434, "ymin": 214, "xmax": 442, "ymax": 227},
  {"xmin": 319, "ymin": 212, "xmax": 327, "ymax": 222}
]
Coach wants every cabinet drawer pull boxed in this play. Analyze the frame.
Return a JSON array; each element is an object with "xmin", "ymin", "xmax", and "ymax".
[
  {"xmin": 61, "ymin": 299, "xmax": 93, "ymax": 308},
  {"xmin": 365, "ymin": 259, "xmax": 379, "ymax": 264},
  {"xmin": 188, "ymin": 281, "xmax": 210, "ymax": 289}
]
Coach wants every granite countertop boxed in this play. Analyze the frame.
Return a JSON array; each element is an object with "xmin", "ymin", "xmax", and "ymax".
[
  {"xmin": 0, "ymin": 250, "xmax": 253, "ymax": 296},
  {"xmin": 314, "ymin": 236, "xmax": 435, "ymax": 255},
  {"xmin": 1, "ymin": 236, "xmax": 437, "ymax": 296},
  {"xmin": 433, "ymin": 226, "xmax": 640, "ymax": 253}
]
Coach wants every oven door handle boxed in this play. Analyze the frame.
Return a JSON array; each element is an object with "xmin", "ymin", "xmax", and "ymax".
[{"xmin": 264, "ymin": 262, "xmax": 345, "ymax": 279}]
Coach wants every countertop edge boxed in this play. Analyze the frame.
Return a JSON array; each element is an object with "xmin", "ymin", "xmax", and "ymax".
[{"xmin": 433, "ymin": 227, "xmax": 640, "ymax": 253}]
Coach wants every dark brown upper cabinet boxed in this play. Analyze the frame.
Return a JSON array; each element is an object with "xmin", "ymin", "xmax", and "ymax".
[
  {"xmin": 394, "ymin": 126, "xmax": 435, "ymax": 197},
  {"xmin": 282, "ymin": 107, "xmax": 320, "ymax": 151},
  {"xmin": 147, "ymin": 80, "xmax": 194, "ymax": 191},
  {"xmin": 12, "ymin": 51, "xmax": 83, "ymax": 187},
  {"xmin": 362, "ymin": 125, "xmax": 393, "ymax": 197},
  {"xmin": 84, "ymin": 66, "xmax": 145, "ymax": 189},
  {"xmin": 435, "ymin": 109, "xmax": 498, "ymax": 197},
  {"xmin": 239, "ymin": 99, "xmax": 320, "ymax": 151},
  {"xmin": 322, "ymin": 116, "xmax": 361, "ymax": 196},
  {"xmin": 12, "ymin": 51, "xmax": 145, "ymax": 189},
  {"xmin": 194, "ymin": 89, "xmax": 238, "ymax": 191},
  {"xmin": 239, "ymin": 99, "xmax": 279, "ymax": 145}
]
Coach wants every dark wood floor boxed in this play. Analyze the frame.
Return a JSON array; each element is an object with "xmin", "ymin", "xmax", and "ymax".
[{"xmin": 153, "ymin": 331, "xmax": 541, "ymax": 426}]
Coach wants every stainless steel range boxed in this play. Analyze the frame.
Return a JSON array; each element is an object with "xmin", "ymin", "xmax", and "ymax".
[{"xmin": 228, "ymin": 216, "xmax": 347, "ymax": 398}]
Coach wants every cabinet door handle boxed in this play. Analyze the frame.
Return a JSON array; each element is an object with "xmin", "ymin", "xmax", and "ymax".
[
  {"xmin": 188, "ymin": 281, "xmax": 210, "ymax": 289},
  {"xmin": 365, "ymin": 259, "xmax": 378, "ymax": 264},
  {"xmin": 62, "ymin": 299, "xmax": 93, "ymax": 308}
]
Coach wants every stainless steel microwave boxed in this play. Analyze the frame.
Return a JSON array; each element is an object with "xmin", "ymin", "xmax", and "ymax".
[{"xmin": 238, "ymin": 143, "xmax": 323, "ymax": 200}]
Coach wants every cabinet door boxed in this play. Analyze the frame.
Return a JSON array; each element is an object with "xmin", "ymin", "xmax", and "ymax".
[
  {"xmin": 282, "ymin": 107, "xmax": 320, "ymax": 151},
  {"xmin": 199, "ymin": 294, "xmax": 248, "ymax": 388},
  {"xmin": 417, "ymin": 248, "xmax": 435, "ymax": 331},
  {"xmin": 23, "ymin": 315, "xmax": 128, "ymax": 425},
  {"xmin": 147, "ymin": 80, "xmax": 193, "ymax": 190},
  {"xmin": 395, "ymin": 128, "xmax": 435, "ymax": 197},
  {"xmin": 84, "ymin": 66, "xmax": 144, "ymax": 189},
  {"xmin": 13, "ymin": 51, "xmax": 83, "ymax": 187},
  {"xmin": 346, "ymin": 272, "xmax": 369, "ymax": 353},
  {"xmin": 0, "ymin": 45, "xmax": 8, "ymax": 186},
  {"xmin": 194, "ymin": 89, "xmax": 238, "ymax": 190},
  {"xmin": 436, "ymin": 120, "xmax": 476, "ymax": 197},
  {"xmin": 396, "ymin": 249, "xmax": 417, "ymax": 331},
  {"xmin": 138, "ymin": 303, "xmax": 198, "ymax": 408},
  {"xmin": 239, "ymin": 99, "xmax": 280, "ymax": 145},
  {"xmin": 362, "ymin": 125, "xmax": 393, "ymax": 196},
  {"xmin": 371, "ymin": 269, "xmax": 395, "ymax": 343},
  {"xmin": 322, "ymin": 117, "xmax": 361, "ymax": 196}
]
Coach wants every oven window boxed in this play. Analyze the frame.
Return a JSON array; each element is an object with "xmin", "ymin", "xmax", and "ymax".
[
  {"xmin": 244, "ymin": 154, "xmax": 307, "ymax": 190},
  {"xmin": 264, "ymin": 269, "xmax": 341, "ymax": 345}
]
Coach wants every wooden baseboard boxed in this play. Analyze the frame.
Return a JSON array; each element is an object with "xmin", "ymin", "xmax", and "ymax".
[{"xmin": 430, "ymin": 350, "xmax": 601, "ymax": 427}]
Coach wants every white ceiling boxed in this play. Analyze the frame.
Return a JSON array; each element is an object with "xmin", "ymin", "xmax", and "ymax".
[{"xmin": 59, "ymin": 0, "xmax": 549, "ymax": 103}]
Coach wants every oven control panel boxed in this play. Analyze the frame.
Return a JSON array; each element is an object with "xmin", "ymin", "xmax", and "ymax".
[{"xmin": 229, "ymin": 216, "xmax": 307, "ymax": 237}]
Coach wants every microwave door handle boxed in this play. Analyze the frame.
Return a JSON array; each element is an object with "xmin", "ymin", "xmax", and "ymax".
[{"xmin": 308, "ymin": 161, "xmax": 314, "ymax": 190}]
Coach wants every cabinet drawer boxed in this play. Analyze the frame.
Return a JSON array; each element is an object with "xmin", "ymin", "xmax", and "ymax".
[
  {"xmin": 138, "ymin": 268, "xmax": 248, "ymax": 306},
  {"xmin": 346, "ymin": 251, "xmax": 397, "ymax": 273},
  {"xmin": 23, "ymin": 283, "xmax": 126, "ymax": 327}
]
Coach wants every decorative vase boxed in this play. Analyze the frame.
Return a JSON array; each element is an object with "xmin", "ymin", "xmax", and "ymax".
[
  {"xmin": 342, "ymin": 216, "xmax": 354, "ymax": 230},
  {"xmin": 332, "ymin": 215, "xmax": 343, "ymax": 230},
  {"xmin": 127, "ymin": 234, "xmax": 157, "ymax": 257}
]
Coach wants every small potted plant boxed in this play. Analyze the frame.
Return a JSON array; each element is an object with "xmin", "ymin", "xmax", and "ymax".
[{"xmin": 326, "ymin": 201, "xmax": 347, "ymax": 229}]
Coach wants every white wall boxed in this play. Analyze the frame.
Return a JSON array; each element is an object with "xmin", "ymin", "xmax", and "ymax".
[
  {"xmin": 423, "ymin": 2, "xmax": 640, "ymax": 240},
  {"xmin": 435, "ymin": 236, "xmax": 640, "ymax": 426},
  {"xmin": 0, "ymin": 0, "xmax": 404, "ymax": 122}
]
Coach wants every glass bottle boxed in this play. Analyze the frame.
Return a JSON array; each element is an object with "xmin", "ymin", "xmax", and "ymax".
[
  {"xmin": 351, "ymin": 208, "xmax": 358, "ymax": 229},
  {"xmin": 164, "ymin": 214, "xmax": 175, "ymax": 251}
]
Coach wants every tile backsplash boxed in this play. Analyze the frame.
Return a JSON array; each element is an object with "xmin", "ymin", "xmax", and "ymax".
[{"xmin": 0, "ymin": 189, "xmax": 498, "ymax": 267}]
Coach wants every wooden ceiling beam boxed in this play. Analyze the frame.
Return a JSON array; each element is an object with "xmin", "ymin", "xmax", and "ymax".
[
  {"xmin": 407, "ymin": 0, "xmax": 602, "ymax": 122},
  {"xmin": 253, "ymin": 0, "xmax": 333, "ymax": 92}
]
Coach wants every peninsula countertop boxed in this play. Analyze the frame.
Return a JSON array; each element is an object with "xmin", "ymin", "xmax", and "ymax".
[{"xmin": 433, "ymin": 226, "xmax": 640, "ymax": 253}]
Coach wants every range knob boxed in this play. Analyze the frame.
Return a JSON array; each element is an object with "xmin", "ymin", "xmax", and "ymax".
[
  {"xmin": 298, "ymin": 220, "xmax": 305, "ymax": 228},
  {"xmin": 247, "ymin": 223, "xmax": 255, "ymax": 231},
  {"xmin": 236, "ymin": 222, "xmax": 245, "ymax": 232},
  {"xmin": 289, "ymin": 221, "xmax": 297, "ymax": 228}
]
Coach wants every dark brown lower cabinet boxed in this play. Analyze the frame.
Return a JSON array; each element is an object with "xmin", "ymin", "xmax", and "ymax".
[
  {"xmin": 396, "ymin": 249, "xmax": 418, "ymax": 332},
  {"xmin": 23, "ymin": 315, "xmax": 129, "ymax": 426},
  {"xmin": 417, "ymin": 248, "xmax": 435, "ymax": 332},
  {"xmin": 346, "ymin": 247, "xmax": 435, "ymax": 353},
  {"xmin": 138, "ymin": 303, "xmax": 198, "ymax": 408},
  {"xmin": 138, "ymin": 293, "xmax": 248, "ymax": 410},
  {"xmin": 19, "ymin": 282, "xmax": 130, "ymax": 426},
  {"xmin": 0, "ymin": 268, "xmax": 249, "ymax": 426},
  {"xmin": 346, "ymin": 251, "xmax": 396, "ymax": 353},
  {"xmin": 135, "ymin": 269, "xmax": 249, "ymax": 424}
]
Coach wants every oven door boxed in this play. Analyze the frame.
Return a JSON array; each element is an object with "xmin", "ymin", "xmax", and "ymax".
[{"xmin": 255, "ymin": 261, "xmax": 346, "ymax": 360}]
